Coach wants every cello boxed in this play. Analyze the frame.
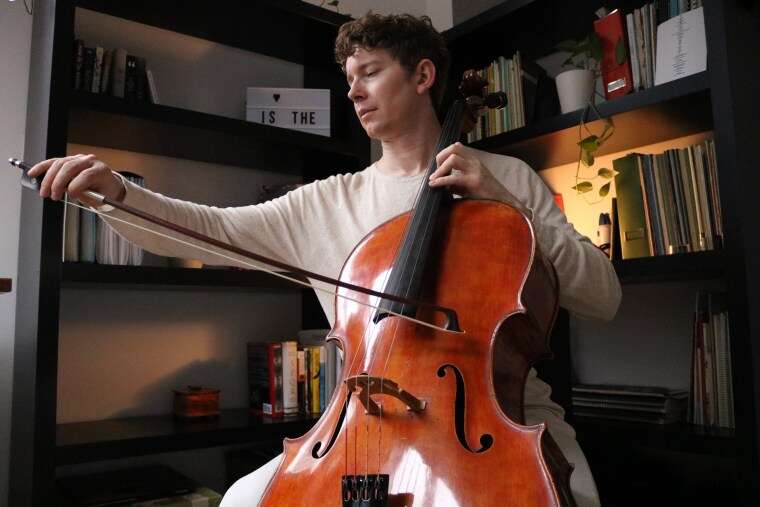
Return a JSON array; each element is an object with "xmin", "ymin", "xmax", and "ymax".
[
  {"xmin": 9, "ymin": 70, "xmax": 575, "ymax": 506},
  {"xmin": 258, "ymin": 72, "xmax": 576, "ymax": 506}
]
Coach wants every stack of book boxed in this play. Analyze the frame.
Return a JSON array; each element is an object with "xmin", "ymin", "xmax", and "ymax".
[
  {"xmin": 572, "ymin": 384, "xmax": 688, "ymax": 424},
  {"xmin": 623, "ymin": 1, "xmax": 704, "ymax": 91},
  {"xmin": 613, "ymin": 139, "xmax": 722, "ymax": 259},
  {"xmin": 247, "ymin": 338, "xmax": 342, "ymax": 417},
  {"xmin": 467, "ymin": 51, "xmax": 536, "ymax": 142},
  {"xmin": 63, "ymin": 172, "xmax": 146, "ymax": 265},
  {"xmin": 690, "ymin": 291, "xmax": 734, "ymax": 428},
  {"xmin": 72, "ymin": 39, "xmax": 159, "ymax": 103}
]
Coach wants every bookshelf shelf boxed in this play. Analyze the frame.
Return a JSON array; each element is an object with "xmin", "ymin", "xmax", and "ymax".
[
  {"xmin": 68, "ymin": 91, "xmax": 358, "ymax": 169},
  {"xmin": 61, "ymin": 262, "xmax": 301, "ymax": 291},
  {"xmin": 468, "ymin": 72, "xmax": 712, "ymax": 169},
  {"xmin": 73, "ymin": 0, "xmax": 349, "ymax": 65},
  {"xmin": 574, "ymin": 416, "xmax": 736, "ymax": 458},
  {"xmin": 56, "ymin": 409, "xmax": 319, "ymax": 466},
  {"xmin": 613, "ymin": 250, "xmax": 724, "ymax": 284}
]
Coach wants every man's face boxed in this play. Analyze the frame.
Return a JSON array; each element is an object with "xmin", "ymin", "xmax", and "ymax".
[{"xmin": 345, "ymin": 47, "xmax": 428, "ymax": 140}]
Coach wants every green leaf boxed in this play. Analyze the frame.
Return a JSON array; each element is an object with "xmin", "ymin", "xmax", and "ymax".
[
  {"xmin": 588, "ymin": 32, "xmax": 604, "ymax": 61},
  {"xmin": 599, "ymin": 182, "xmax": 611, "ymax": 197},
  {"xmin": 615, "ymin": 37, "xmax": 628, "ymax": 65},
  {"xmin": 572, "ymin": 181, "xmax": 593, "ymax": 193},
  {"xmin": 579, "ymin": 135, "xmax": 599, "ymax": 152},
  {"xmin": 581, "ymin": 149, "xmax": 594, "ymax": 166},
  {"xmin": 598, "ymin": 167, "xmax": 615, "ymax": 178}
]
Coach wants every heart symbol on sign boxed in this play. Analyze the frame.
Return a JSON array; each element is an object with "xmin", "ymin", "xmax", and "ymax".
[{"xmin": 273, "ymin": 94, "xmax": 280, "ymax": 102}]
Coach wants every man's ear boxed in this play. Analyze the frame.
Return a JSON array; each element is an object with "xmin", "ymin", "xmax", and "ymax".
[{"xmin": 414, "ymin": 58, "xmax": 437, "ymax": 96}]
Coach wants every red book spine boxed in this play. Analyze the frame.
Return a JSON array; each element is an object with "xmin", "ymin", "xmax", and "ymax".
[{"xmin": 594, "ymin": 9, "xmax": 634, "ymax": 100}]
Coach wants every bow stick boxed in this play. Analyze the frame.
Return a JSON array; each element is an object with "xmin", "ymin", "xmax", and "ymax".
[{"xmin": 9, "ymin": 158, "xmax": 462, "ymax": 333}]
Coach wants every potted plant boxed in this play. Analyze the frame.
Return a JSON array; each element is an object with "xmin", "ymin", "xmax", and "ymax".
[{"xmin": 555, "ymin": 33, "xmax": 603, "ymax": 114}]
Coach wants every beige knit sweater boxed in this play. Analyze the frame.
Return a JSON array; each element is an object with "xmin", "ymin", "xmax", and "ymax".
[{"xmin": 102, "ymin": 149, "xmax": 623, "ymax": 413}]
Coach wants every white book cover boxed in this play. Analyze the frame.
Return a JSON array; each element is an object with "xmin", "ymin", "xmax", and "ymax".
[
  {"xmin": 281, "ymin": 341, "xmax": 299, "ymax": 414},
  {"xmin": 654, "ymin": 7, "xmax": 706, "ymax": 86}
]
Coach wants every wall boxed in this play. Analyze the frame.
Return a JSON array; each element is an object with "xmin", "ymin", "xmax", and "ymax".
[
  {"xmin": 451, "ymin": 0, "xmax": 502, "ymax": 25},
  {"xmin": 0, "ymin": 1, "xmax": 33, "ymax": 502}
]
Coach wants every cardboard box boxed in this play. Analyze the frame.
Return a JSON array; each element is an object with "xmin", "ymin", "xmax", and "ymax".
[{"xmin": 246, "ymin": 87, "xmax": 330, "ymax": 136}]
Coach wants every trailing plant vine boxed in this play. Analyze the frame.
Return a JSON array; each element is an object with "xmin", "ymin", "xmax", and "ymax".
[{"xmin": 572, "ymin": 100, "xmax": 617, "ymax": 204}]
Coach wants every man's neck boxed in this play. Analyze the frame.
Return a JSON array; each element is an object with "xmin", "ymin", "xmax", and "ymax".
[{"xmin": 375, "ymin": 107, "xmax": 442, "ymax": 178}]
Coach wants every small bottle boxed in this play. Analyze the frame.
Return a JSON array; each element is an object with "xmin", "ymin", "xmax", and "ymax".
[{"xmin": 597, "ymin": 212, "xmax": 611, "ymax": 255}]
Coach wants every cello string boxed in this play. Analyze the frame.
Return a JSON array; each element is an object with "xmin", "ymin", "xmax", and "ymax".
[{"xmin": 370, "ymin": 101, "xmax": 466, "ymax": 480}]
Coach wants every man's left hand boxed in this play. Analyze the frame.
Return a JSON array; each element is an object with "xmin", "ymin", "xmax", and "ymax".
[{"xmin": 430, "ymin": 142, "xmax": 528, "ymax": 213}]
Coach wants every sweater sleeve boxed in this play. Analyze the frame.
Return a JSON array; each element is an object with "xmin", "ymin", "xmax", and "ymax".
[
  {"xmin": 485, "ymin": 153, "xmax": 622, "ymax": 322},
  {"xmin": 97, "ymin": 173, "xmax": 310, "ymax": 271}
]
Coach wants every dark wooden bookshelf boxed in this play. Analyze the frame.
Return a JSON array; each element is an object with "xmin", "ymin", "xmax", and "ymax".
[
  {"xmin": 613, "ymin": 250, "xmax": 724, "ymax": 284},
  {"xmin": 573, "ymin": 416, "xmax": 736, "ymax": 458},
  {"xmin": 61, "ymin": 262, "xmax": 302, "ymax": 291},
  {"xmin": 13, "ymin": 1, "xmax": 760, "ymax": 505},
  {"xmin": 68, "ymin": 91, "xmax": 358, "ymax": 171},
  {"xmin": 56, "ymin": 409, "xmax": 319, "ymax": 466},
  {"xmin": 12, "ymin": 2, "xmax": 367, "ymax": 504},
  {"xmin": 469, "ymin": 72, "xmax": 711, "ymax": 169}
]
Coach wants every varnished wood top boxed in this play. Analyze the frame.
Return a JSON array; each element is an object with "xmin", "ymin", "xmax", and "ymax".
[{"xmin": 1, "ymin": 278, "xmax": 11, "ymax": 293}]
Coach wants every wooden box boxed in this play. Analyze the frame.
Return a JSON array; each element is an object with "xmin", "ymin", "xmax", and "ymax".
[{"xmin": 173, "ymin": 386, "xmax": 220, "ymax": 419}]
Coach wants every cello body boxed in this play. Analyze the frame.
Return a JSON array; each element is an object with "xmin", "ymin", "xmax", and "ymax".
[{"xmin": 260, "ymin": 199, "xmax": 575, "ymax": 507}]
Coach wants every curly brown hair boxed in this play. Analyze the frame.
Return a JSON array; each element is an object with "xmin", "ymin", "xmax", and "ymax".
[{"xmin": 334, "ymin": 12, "xmax": 450, "ymax": 109}]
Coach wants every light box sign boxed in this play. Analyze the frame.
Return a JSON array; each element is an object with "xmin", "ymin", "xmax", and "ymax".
[{"xmin": 246, "ymin": 87, "xmax": 330, "ymax": 137}]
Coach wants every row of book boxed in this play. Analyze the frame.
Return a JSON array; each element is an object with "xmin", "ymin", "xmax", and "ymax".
[
  {"xmin": 690, "ymin": 291, "xmax": 734, "ymax": 428},
  {"xmin": 72, "ymin": 39, "xmax": 159, "ymax": 103},
  {"xmin": 247, "ymin": 339, "xmax": 343, "ymax": 417},
  {"xmin": 572, "ymin": 383, "xmax": 688, "ymax": 425},
  {"xmin": 466, "ymin": 51, "xmax": 526, "ymax": 142},
  {"xmin": 63, "ymin": 172, "xmax": 145, "ymax": 265},
  {"xmin": 613, "ymin": 139, "xmax": 722, "ymax": 260},
  {"xmin": 621, "ymin": 1, "xmax": 703, "ymax": 92}
]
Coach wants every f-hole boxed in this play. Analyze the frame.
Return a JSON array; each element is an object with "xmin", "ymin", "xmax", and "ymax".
[
  {"xmin": 437, "ymin": 364, "xmax": 493, "ymax": 453},
  {"xmin": 312, "ymin": 389, "xmax": 352, "ymax": 459}
]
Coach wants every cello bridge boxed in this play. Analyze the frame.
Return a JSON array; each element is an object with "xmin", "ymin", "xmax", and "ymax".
[{"xmin": 345, "ymin": 375, "xmax": 426, "ymax": 415}]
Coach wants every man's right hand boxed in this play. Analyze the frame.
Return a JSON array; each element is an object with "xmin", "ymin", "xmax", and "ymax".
[{"xmin": 27, "ymin": 154, "xmax": 126, "ymax": 207}]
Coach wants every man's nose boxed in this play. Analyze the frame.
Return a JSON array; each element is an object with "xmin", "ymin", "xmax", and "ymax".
[{"xmin": 347, "ymin": 81, "xmax": 364, "ymax": 102}]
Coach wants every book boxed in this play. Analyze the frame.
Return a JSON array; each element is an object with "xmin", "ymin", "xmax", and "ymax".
[
  {"xmin": 247, "ymin": 342, "xmax": 284, "ymax": 417},
  {"xmin": 146, "ymin": 68, "xmax": 160, "ymax": 104},
  {"xmin": 613, "ymin": 154, "xmax": 651, "ymax": 259},
  {"xmin": 111, "ymin": 48, "xmax": 128, "ymax": 97},
  {"xmin": 281, "ymin": 341, "xmax": 298, "ymax": 415},
  {"xmin": 594, "ymin": 9, "xmax": 634, "ymax": 100}
]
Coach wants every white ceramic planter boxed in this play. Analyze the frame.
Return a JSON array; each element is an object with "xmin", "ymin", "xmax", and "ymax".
[{"xmin": 555, "ymin": 69, "xmax": 596, "ymax": 114}]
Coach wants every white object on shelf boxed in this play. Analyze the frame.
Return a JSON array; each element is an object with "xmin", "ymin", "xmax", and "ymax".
[
  {"xmin": 246, "ymin": 87, "xmax": 330, "ymax": 136},
  {"xmin": 654, "ymin": 7, "xmax": 706, "ymax": 86}
]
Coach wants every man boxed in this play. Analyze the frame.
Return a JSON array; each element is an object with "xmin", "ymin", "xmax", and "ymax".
[{"xmin": 29, "ymin": 12, "xmax": 620, "ymax": 507}]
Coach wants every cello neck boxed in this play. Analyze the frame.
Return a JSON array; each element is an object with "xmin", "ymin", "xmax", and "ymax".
[{"xmin": 374, "ymin": 100, "xmax": 465, "ymax": 322}]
